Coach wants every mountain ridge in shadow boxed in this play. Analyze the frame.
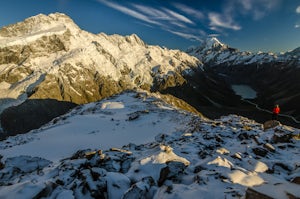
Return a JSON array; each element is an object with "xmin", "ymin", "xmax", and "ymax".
[{"xmin": 0, "ymin": 98, "xmax": 77, "ymax": 138}]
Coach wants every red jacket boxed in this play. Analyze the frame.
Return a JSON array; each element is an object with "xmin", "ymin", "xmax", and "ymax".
[{"xmin": 273, "ymin": 107, "xmax": 280, "ymax": 114}]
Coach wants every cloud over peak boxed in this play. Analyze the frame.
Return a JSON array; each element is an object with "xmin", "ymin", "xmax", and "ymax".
[{"xmin": 208, "ymin": 12, "xmax": 241, "ymax": 31}]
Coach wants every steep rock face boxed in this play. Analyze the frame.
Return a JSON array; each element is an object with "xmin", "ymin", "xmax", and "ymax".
[{"xmin": 0, "ymin": 13, "xmax": 203, "ymax": 135}]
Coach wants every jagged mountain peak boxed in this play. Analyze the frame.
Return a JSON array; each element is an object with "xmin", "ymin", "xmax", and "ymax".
[
  {"xmin": 187, "ymin": 37, "xmax": 233, "ymax": 57},
  {"xmin": 98, "ymin": 32, "xmax": 146, "ymax": 47},
  {"xmin": 203, "ymin": 37, "xmax": 226, "ymax": 49},
  {"xmin": 286, "ymin": 47, "xmax": 300, "ymax": 57},
  {"xmin": 0, "ymin": 12, "xmax": 79, "ymax": 39}
]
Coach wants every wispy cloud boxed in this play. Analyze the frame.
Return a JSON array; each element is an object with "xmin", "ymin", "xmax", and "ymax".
[
  {"xmin": 167, "ymin": 30, "xmax": 203, "ymax": 42},
  {"xmin": 208, "ymin": 12, "xmax": 241, "ymax": 31},
  {"xmin": 208, "ymin": 0, "xmax": 281, "ymax": 32},
  {"xmin": 97, "ymin": 0, "xmax": 283, "ymax": 42},
  {"xmin": 163, "ymin": 8, "xmax": 195, "ymax": 25},
  {"xmin": 97, "ymin": 0, "xmax": 161, "ymax": 26},
  {"xmin": 97, "ymin": 0, "xmax": 204, "ymax": 42},
  {"xmin": 296, "ymin": 6, "xmax": 300, "ymax": 14},
  {"xmin": 172, "ymin": 3, "xmax": 205, "ymax": 21},
  {"xmin": 131, "ymin": 4, "xmax": 168, "ymax": 20},
  {"xmin": 295, "ymin": 6, "xmax": 300, "ymax": 28},
  {"xmin": 132, "ymin": 4, "xmax": 193, "ymax": 27},
  {"xmin": 230, "ymin": 0, "xmax": 281, "ymax": 20}
]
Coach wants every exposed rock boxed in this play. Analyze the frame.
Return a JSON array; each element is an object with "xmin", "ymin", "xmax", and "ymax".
[
  {"xmin": 246, "ymin": 182, "xmax": 300, "ymax": 199},
  {"xmin": 272, "ymin": 132, "xmax": 293, "ymax": 143},
  {"xmin": 127, "ymin": 112, "xmax": 140, "ymax": 121},
  {"xmin": 245, "ymin": 188, "xmax": 273, "ymax": 199},
  {"xmin": 231, "ymin": 152, "xmax": 242, "ymax": 160},
  {"xmin": 263, "ymin": 120, "xmax": 280, "ymax": 131},
  {"xmin": 216, "ymin": 147, "xmax": 230, "ymax": 155},
  {"xmin": 291, "ymin": 176, "xmax": 300, "ymax": 184},
  {"xmin": 272, "ymin": 162, "xmax": 293, "ymax": 172},
  {"xmin": 0, "ymin": 156, "xmax": 52, "ymax": 186},
  {"xmin": 158, "ymin": 161, "xmax": 187, "ymax": 186},
  {"xmin": 123, "ymin": 176, "xmax": 156, "ymax": 199},
  {"xmin": 263, "ymin": 143, "xmax": 275, "ymax": 152},
  {"xmin": 252, "ymin": 147, "xmax": 269, "ymax": 157},
  {"xmin": 33, "ymin": 182, "xmax": 58, "ymax": 199},
  {"xmin": 5, "ymin": 155, "xmax": 52, "ymax": 173}
]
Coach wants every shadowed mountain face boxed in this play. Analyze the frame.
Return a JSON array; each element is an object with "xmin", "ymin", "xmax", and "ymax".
[
  {"xmin": 211, "ymin": 61, "xmax": 300, "ymax": 123},
  {"xmin": 0, "ymin": 99, "xmax": 77, "ymax": 137},
  {"xmin": 188, "ymin": 38, "xmax": 300, "ymax": 127}
]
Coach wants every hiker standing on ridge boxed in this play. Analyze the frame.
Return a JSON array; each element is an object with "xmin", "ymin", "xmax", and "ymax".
[{"xmin": 272, "ymin": 104, "xmax": 280, "ymax": 120}]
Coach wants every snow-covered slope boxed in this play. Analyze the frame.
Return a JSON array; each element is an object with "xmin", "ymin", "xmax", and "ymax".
[
  {"xmin": 188, "ymin": 37, "xmax": 299, "ymax": 66},
  {"xmin": 0, "ymin": 91, "xmax": 299, "ymax": 198},
  {"xmin": 0, "ymin": 12, "xmax": 201, "ymax": 109}
]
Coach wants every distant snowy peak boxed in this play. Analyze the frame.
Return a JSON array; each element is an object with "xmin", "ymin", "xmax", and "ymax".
[
  {"xmin": 202, "ymin": 37, "xmax": 227, "ymax": 50},
  {"xmin": 286, "ymin": 47, "xmax": 300, "ymax": 58},
  {"xmin": 187, "ymin": 37, "xmax": 228, "ymax": 54},
  {"xmin": 188, "ymin": 37, "xmax": 299, "ymax": 66}
]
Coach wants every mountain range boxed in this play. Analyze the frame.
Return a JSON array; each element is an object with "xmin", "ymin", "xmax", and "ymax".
[
  {"xmin": 1, "ymin": 12, "xmax": 300, "ymax": 136},
  {"xmin": 0, "ymin": 12, "xmax": 300, "ymax": 199}
]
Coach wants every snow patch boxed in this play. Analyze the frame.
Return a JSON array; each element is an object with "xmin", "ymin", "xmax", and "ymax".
[
  {"xmin": 101, "ymin": 101, "xmax": 125, "ymax": 109},
  {"xmin": 228, "ymin": 170, "xmax": 265, "ymax": 187}
]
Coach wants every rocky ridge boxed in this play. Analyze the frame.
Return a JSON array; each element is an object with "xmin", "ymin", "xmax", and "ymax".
[{"xmin": 0, "ymin": 91, "xmax": 299, "ymax": 198}]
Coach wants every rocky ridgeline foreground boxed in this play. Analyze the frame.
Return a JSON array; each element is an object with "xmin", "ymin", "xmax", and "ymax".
[{"xmin": 0, "ymin": 114, "xmax": 299, "ymax": 198}]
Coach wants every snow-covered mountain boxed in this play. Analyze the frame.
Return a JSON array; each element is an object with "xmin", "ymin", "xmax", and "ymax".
[
  {"xmin": 0, "ymin": 13, "xmax": 204, "ymax": 136},
  {"xmin": 0, "ymin": 12, "xmax": 200, "ymax": 108},
  {"xmin": 0, "ymin": 91, "xmax": 299, "ymax": 198},
  {"xmin": 188, "ymin": 37, "xmax": 300, "ymax": 66}
]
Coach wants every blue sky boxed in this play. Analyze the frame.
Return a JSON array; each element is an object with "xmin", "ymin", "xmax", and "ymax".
[{"xmin": 1, "ymin": 0, "xmax": 300, "ymax": 52}]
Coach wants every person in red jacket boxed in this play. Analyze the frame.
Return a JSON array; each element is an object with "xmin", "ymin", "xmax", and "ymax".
[{"xmin": 272, "ymin": 104, "xmax": 280, "ymax": 120}]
